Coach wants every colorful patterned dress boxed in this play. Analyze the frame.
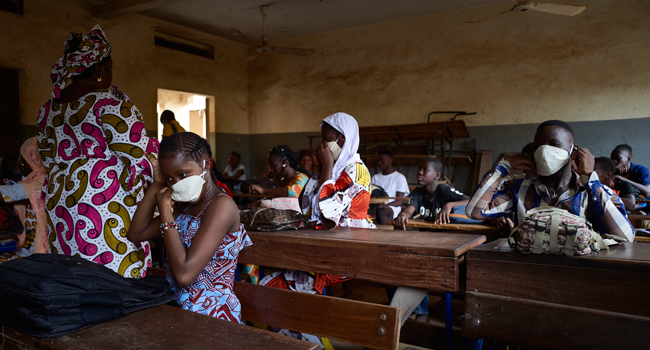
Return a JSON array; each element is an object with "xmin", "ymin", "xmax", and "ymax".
[
  {"xmin": 37, "ymin": 86, "xmax": 159, "ymax": 278},
  {"xmin": 283, "ymin": 172, "xmax": 309, "ymax": 198},
  {"xmin": 166, "ymin": 200, "xmax": 252, "ymax": 323},
  {"xmin": 300, "ymin": 162, "xmax": 375, "ymax": 229}
]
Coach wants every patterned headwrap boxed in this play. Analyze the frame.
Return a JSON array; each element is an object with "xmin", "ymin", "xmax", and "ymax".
[{"xmin": 50, "ymin": 24, "xmax": 111, "ymax": 99}]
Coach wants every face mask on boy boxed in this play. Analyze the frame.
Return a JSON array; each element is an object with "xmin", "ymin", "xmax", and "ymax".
[
  {"xmin": 171, "ymin": 160, "xmax": 207, "ymax": 202},
  {"xmin": 327, "ymin": 135, "xmax": 342, "ymax": 161},
  {"xmin": 534, "ymin": 145, "xmax": 573, "ymax": 176}
]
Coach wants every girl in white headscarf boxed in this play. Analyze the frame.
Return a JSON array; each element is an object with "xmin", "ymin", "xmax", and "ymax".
[{"xmin": 299, "ymin": 112, "xmax": 375, "ymax": 229}]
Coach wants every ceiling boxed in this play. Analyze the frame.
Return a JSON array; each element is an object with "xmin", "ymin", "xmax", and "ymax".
[{"xmin": 92, "ymin": 0, "xmax": 511, "ymax": 42}]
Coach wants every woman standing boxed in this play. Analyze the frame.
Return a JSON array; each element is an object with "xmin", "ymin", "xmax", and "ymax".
[
  {"xmin": 160, "ymin": 110, "xmax": 186, "ymax": 140},
  {"xmin": 37, "ymin": 25, "xmax": 159, "ymax": 278}
]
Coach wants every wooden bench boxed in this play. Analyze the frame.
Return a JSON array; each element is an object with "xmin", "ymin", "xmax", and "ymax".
[
  {"xmin": 0, "ymin": 304, "xmax": 320, "ymax": 350},
  {"xmin": 462, "ymin": 238, "xmax": 650, "ymax": 349},
  {"xmin": 240, "ymin": 227, "xmax": 486, "ymax": 350},
  {"xmin": 148, "ymin": 267, "xmax": 401, "ymax": 350}
]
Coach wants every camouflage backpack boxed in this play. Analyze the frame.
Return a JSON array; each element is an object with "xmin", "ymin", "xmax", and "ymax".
[{"xmin": 506, "ymin": 207, "xmax": 608, "ymax": 256}]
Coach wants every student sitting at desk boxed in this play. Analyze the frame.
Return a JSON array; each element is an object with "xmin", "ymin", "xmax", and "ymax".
[
  {"xmin": 594, "ymin": 157, "xmax": 635, "ymax": 211},
  {"xmin": 611, "ymin": 144, "xmax": 650, "ymax": 201},
  {"xmin": 223, "ymin": 151, "xmax": 246, "ymax": 192},
  {"xmin": 466, "ymin": 120, "xmax": 634, "ymax": 242},
  {"xmin": 371, "ymin": 149, "xmax": 410, "ymax": 225},
  {"xmin": 300, "ymin": 112, "xmax": 374, "ymax": 229},
  {"xmin": 249, "ymin": 145, "xmax": 309, "ymax": 198},
  {"xmin": 393, "ymin": 157, "xmax": 470, "ymax": 230},
  {"xmin": 128, "ymin": 132, "xmax": 251, "ymax": 323}
]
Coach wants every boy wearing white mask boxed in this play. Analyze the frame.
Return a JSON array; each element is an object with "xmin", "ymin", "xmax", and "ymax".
[
  {"xmin": 466, "ymin": 120, "xmax": 634, "ymax": 242},
  {"xmin": 299, "ymin": 112, "xmax": 375, "ymax": 230},
  {"xmin": 128, "ymin": 132, "xmax": 252, "ymax": 323}
]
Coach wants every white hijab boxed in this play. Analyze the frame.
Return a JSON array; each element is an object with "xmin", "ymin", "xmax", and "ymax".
[{"xmin": 311, "ymin": 112, "xmax": 363, "ymax": 221}]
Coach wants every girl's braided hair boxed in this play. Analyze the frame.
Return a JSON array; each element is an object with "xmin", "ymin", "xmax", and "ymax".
[{"xmin": 159, "ymin": 132, "xmax": 212, "ymax": 165}]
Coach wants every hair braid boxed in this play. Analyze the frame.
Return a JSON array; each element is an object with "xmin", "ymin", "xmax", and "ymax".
[{"xmin": 159, "ymin": 132, "xmax": 212, "ymax": 165}]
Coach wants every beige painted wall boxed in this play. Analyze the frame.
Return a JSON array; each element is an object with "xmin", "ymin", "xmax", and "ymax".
[
  {"xmin": 248, "ymin": 0, "xmax": 650, "ymax": 134},
  {"xmin": 0, "ymin": 0, "xmax": 249, "ymax": 135}
]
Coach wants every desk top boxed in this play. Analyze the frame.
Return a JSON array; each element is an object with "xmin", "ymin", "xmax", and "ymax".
[
  {"xmin": 246, "ymin": 227, "xmax": 486, "ymax": 258},
  {"xmin": 470, "ymin": 238, "xmax": 650, "ymax": 273},
  {"xmin": 403, "ymin": 220, "xmax": 500, "ymax": 232},
  {"xmin": 1, "ymin": 305, "xmax": 319, "ymax": 350}
]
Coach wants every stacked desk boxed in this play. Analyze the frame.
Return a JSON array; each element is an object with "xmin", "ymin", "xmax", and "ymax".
[{"xmin": 463, "ymin": 239, "xmax": 650, "ymax": 349}]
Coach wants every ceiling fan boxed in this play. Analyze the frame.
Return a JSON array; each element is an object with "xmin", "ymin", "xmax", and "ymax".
[
  {"xmin": 229, "ymin": 6, "xmax": 315, "ymax": 61},
  {"xmin": 467, "ymin": 1, "xmax": 587, "ymax": 24}
]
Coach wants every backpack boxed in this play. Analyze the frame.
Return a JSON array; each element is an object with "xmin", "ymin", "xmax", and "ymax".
[
  {"xmin": 0, "ymin": 254, "xmax": 175, "ymax": 337},
  {"xmin": 240, "ymin": 207, "xmax": 308, "ymax": 231},
  {"xmin": 506, "ymin": 207, "xmax": 609, "ymax": 256}
]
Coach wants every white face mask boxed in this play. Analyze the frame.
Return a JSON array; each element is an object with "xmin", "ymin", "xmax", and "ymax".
[
  {"xmin": 327, "ymin": 136, "xmax": 343, "ymax": 161},
  {"xmin": 171, "ymin": 160, "xmax": 207, "ymax": 202},
  {"xmin": 534, "ymin": 145, "xmax": 573, "ymax": 176}
]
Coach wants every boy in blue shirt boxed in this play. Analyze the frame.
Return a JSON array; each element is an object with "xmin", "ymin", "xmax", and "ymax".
[{"xmin": 611, "ymin": 144, "xmax": 650, "ymax": 199}]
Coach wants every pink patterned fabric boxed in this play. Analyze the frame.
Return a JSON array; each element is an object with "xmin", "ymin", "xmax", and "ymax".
[
  {"xmin": 166, "ymin": 202, "xmax": 252, "ymax": 323},
  {"xmin": 37, "ymin": 86, "xmax": 158, "ymax": 278}
]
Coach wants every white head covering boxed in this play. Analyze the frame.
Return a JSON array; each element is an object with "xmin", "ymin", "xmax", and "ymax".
[
  {"xmin": 320, "ymin": 112, "xmax": 362, "ymax": 182},
  {"xmin": 311, "ymin": 112, "xmax": 363, "ymax": 221}
]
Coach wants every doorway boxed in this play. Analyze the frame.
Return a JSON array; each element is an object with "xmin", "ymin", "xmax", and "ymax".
[{"xmin": 157, "ymin": 89, "xmax": 209, "ymax": 140}]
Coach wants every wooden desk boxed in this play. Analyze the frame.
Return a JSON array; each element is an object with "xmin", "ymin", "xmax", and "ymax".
[
  {"xmin": 402, "ymin": 220, "xmax": 499, "ymax": 232},
  {"xmin": 240, "ymin": 227, "xmax": 486, "ymax": 350},
  {"xmin": 240, "ymin": 227, "xmax": 485, "ymax": 292},
  {"xmin": 462, "ymin": 239, "xmax": 650, "ymax": 350},
  {"xmin": 1, "ymin": 305, "xmax": 319, "ymax": 350}
]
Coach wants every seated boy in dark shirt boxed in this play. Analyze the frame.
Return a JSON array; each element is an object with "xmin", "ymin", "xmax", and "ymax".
[
  {"xmin": 394, "ymin": 157, "xmax": 470, "ymax": 230},
  {"xmin": 611, "ymin": 144, "xmax": 650, "ymax": 199},
  {"xmin": 594, "ymin": 157, "xmax": 635, "ymax": 211}
]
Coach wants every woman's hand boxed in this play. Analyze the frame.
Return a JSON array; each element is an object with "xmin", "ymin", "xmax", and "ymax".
[
  {"xmin": 435, "ymin": 203, "xmax": 453, "ymax": 224},
  {"xmin": 394, "ymin": 212, "xmax": 410, "ymax": 231},
  {"xmin": 249, "ymin": 184, "xmax": 265, "ymax": 195},
  {"xmin": 504, "ymin": 153, "xmax": 536, "ymax": 172},
  {"xmin": 155, "ymin": 187, "xmax": 173, "ymax": 215},
  {"xmin": 147, "ymin": 153, "xmax": 165, "ymax": 185},
  {"xmin": 316, "ymin": 140, "xmax": 334, "ymax": 168}
]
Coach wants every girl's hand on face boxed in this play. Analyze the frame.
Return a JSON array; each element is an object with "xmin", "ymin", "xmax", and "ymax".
[
  {"xmin": 505, "ymin": 153, "xmax": 536, "ymax": 172},
  {"xmin": 155, "ymin": 187, "xmax": 173, "ymax": 213},
  {"xmin": 316, "ymin": 140, "xmax": 334, "ymax": 168},
  {"xmin": 147, "ymin": 153, "xmax": 165, "ymax": 185}
]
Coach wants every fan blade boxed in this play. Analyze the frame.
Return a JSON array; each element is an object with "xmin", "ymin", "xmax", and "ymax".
[
  {"xmin": 466, "ymin": 9, "xmax": 513, "ymax": 23},
  {"xmin": 271, "ymin": 46, "xmax": 316, "ymax": 56},
  {"xmin": 229, "ymin": 28, "xmax": 259, "ymax": 46},
  {"xmin": 532, "ymin": 3, "xmax": 587, "ymax": 16},
  {"xmin": 245, "ymin": 51, "xmax": 262, "ymax": 61}
]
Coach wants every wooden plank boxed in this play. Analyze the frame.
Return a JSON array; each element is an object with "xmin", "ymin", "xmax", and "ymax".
[
  {"xmin": 399, "ymin": 319, "xmax": 464, "ymax": 350},
  {"xmin": 359, "ymin": 120, "xmax": 470, "ymax": 139},
  {"xmin": 462, "ymin": 292, "xmax": 650, "ymax": 350},
  {"xmin": 93, "ymin": 0, "xmax": 184, "ymax": 19},
  {"xmin": 466, "ymin": 258, "xmax": 650, "ymax": 317},
  {"xmin": 635, "ymin": 236, "xmax": 650, "ymax": 243},
  {"xmin": 243, "ymin": 228, "xmax": 486, "ymax": 258},
  {"xmin": 401, "ymin": 220, "xmax": 499, "ymax": 232},
  {"xmin": 1, "ymin": 305, "xmax": 320, "ymax": 350},
  {"xmin": 469, "ymin": 239, "xmax": 650, "ymax": 273},
  {"xmin": 369, "ymin": 197, "xmax": 410, "ymax": 204},
  {"xmin": 234, "ymin": 282, "xmax": 399, "ymax": 350},
  {"xmin": 238, "ymin": 240, "xmax": 460, "ymax": 291},
  {"xmin": 471, "ymin": 150, "xmax": 493, "ymax": 190}
]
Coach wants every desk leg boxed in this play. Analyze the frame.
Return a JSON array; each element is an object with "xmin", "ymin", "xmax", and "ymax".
[{"xmin": 445, "ymin": 291, "xmax": 452, "ymax": 350}]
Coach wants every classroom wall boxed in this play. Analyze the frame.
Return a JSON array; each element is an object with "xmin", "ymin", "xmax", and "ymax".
[
  {"xmin": 0, "ymin": 0, "xmax": 250, "ymax": 169},
  {"xmin": 248, "ymin": 0, "xmax": 650, "ymax": 133},
  {"xmin": 243, "ymin": 0, "xmax": 650, "ymax": 188}
]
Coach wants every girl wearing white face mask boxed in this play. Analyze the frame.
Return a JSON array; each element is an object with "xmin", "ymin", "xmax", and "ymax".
[
  {"xmin": 299, "ymin": 112, "xmax": 375, "ymax": 230},
  {"xmin": 127, "ymin": 132, "xmax": 252, "ymax": 324}
]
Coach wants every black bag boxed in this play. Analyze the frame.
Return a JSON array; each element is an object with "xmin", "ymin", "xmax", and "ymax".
[
  {"xmin": 240, "ymin": 207, "xmax": 308, "ymax": 231},
  {"xmin": 0, "ymin": 202, "xmax": 24, "ymax": 241},
  {"xmin": 0, "ymin": 254, "xmax": 175, "ymax": 337}
]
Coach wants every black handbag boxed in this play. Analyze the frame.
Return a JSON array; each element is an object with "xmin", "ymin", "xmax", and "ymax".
[{"xmin": 0, "ymin": 254, "xmax": 175, "ymax": 337}]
